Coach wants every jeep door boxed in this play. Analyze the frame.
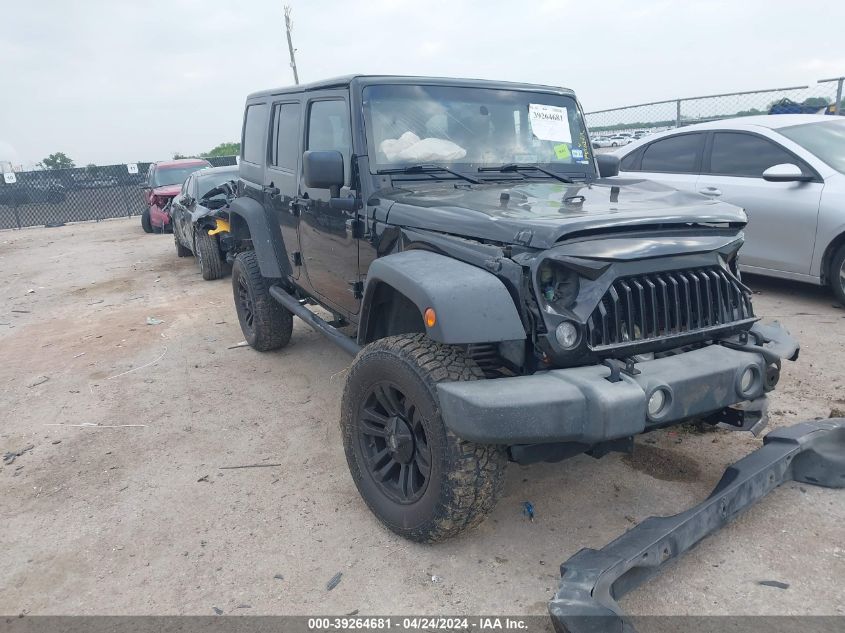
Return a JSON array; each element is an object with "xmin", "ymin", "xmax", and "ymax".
[
  {"xmin": 697, "ymin": 131, "xmax": 822, "ymax": 275},
  {"xmin": 296, "ymin": 93, "xmax": 360, "ymax": 315},
  {"xmin": 265, "ymin": 99, "xmax": 303, "ymax": 278}
]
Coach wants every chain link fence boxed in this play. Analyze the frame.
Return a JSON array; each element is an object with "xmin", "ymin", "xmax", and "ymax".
[
  {"xmin": 0, "ymin": 156, "xmax": 237, "ymax": 230},
  {"xmin": 585, "ymin": 76, "xmax": 844, "ymax": 141}
]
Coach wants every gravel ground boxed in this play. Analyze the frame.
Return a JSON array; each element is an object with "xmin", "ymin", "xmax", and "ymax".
[{"xmin": 0, "ymin": 218, "xmax": 843, "ymax": 618}]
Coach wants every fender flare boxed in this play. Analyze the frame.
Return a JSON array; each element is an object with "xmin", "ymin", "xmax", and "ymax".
[
  {"xmin": 227, "ymin": 196, "xmax": 289, "ymax": 279},
  {"xmin": 358, "ymin": 250, "xmax": 526, "ymax": 346}
]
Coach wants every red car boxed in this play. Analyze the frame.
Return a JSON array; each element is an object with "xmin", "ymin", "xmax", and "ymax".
[{"xmin": 141, "ymin": 158, "xmax": 211, "ymax": 232}]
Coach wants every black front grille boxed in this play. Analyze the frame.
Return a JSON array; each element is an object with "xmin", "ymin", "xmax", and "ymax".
[{"xmin": 587, "ymin": 267, "xmax": 754, "ymax": 350}]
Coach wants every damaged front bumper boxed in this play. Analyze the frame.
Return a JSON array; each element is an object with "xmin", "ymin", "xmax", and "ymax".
[
  {"xmin": 436, "ymin": 322, "xmax": 798, "ymax": 446},
  {"xmin": 548, "ymin": 419, "xmax": 845, "ymax": 633}
]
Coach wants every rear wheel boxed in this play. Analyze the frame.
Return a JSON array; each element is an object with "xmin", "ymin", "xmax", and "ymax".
[
  {"xmin": 195, "ymin": 229, "xmax": 224, "ymax": 280},
  {"xmin": 341, "ymin": 334, "xmax": 507, "ymax": 543},
  {"xmin": 141, "ymin": 208, "xmax": 153, "ymax": 233},
  {"xmin": 231, "ymin": 250, "xmax": 292, "ymax": 351},
  {"xmin": 831, "ymin": 244, "xmax": 845, "ymax": 306}
]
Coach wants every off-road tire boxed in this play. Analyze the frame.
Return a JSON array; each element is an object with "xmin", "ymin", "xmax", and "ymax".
[
  {"xmin": 341, "ymin": 333, "xmax": 507, "ymax": 543},
  {"xmin": 174, "ymin": 230, "xmax": 192, "ymax": 257},
  {"xmin": 141, "ymin": 208, "xmax": 153, "ymax": 233},
  {"xmin": 831, "ymin": 243, "xmax": 845, "ymax": 307},
  {"xmin": 195, "ymin": 229, "xmax": 224, "ymax": 280},
  {"xmin": 231, "ymin": 250, "xmax": 292, "ymax": 351}
]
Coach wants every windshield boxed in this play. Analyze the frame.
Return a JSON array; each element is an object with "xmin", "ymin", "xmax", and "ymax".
[
  {"xmin": 779, "ymin": 119, "xmax": 845, "ymax": 174},
  {"xmin": 153, "ymin": 164, "xmax": 208, "ymax": 187},
  {"xmin": 197, "ymin": 169, "xmax": 238, "ymax": 198},
  {"xmin": 363, "ymin": 84, "xmax": 594, "ymax": 178}
]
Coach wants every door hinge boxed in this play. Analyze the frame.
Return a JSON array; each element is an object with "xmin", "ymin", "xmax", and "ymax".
[
  {"xmin": 349, "ymin": 280, "xmax": 364, "ymax": 299},
  {"xmin": 346, "ymin": 218, "xmax": 366, "ymax": 239},
  {"xmin": 292, "ymin": 251, "xmax": 302, "ymax": 266}
]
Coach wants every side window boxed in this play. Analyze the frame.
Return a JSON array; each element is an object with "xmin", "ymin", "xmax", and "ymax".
[
  {"xmin": 640, "ymin": 134, "xmax": 703, "ymax": 173},
  {"xmin": 709, "ymin": 132, "xmax": 800, "ymax": 177},
  {"xmin": 147, "ymin": 166, "xmax": 155, "ymax": 187},
  {"xmin": 271, "ymin": 103, "xmax": 301, "ymax": 171},
  {"xmin": 242, "ymin": 103, "xmax": 269, "ymax": 165},
  {"xmin": 307, "ymin": 100, "xmax": 351, "ymax": 185}
]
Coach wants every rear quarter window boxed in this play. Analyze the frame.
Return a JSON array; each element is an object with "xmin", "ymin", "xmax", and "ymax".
[
  {"xmin": 620, "ymin": 148, "xmax": 642, "ymax": 171},
  {"xmin": 242, "ymin": 103, "xmax": 269, "ymax": 165}
]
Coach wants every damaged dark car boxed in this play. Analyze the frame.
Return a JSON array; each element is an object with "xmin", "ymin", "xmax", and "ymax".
[
  {"xmin": 171, "ymin": 165, "xmax": 239, "ymax": 280},
  {"xmin": 226, "ymin": 76, "xmax": 799, "ymax": 545}
]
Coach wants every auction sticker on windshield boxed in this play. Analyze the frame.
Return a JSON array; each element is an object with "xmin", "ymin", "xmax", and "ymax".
[{"xmin": 528, "ymin": 104, "xmax": 571, "ymax": 143}]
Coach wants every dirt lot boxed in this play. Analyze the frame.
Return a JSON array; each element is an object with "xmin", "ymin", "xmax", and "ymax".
[{"xmin": 1, "ymin": 218, "xmax": 843, "ymax": 617}]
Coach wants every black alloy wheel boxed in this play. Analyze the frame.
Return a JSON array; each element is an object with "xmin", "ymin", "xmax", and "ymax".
[
  {"xmin": 237, "ymin": 272, "xmax": 256, "ymax": 337},
  {"xmin": 357, "ymin": 381, "xmax": 432, "ymax": 504}
]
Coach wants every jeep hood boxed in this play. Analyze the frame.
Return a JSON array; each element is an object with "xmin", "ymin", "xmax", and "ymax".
[{"xmin": 378, "ymin": 179, "xmax": 747, "ymax": 249}]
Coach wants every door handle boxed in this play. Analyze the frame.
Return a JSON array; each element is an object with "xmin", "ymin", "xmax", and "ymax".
[{"xmin": 699, "ymin": 187, "xmax": 722, "ymax": 197}]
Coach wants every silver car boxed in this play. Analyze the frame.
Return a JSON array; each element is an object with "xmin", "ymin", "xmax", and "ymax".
[{"xmin": 612, "ymin": 114, "xmax": 845, "ymax": 303}]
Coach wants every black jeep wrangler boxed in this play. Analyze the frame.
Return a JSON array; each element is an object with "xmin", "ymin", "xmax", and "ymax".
[{"xmin": 227, "ymin": 75, "xmax": 798, "ymax": 543}]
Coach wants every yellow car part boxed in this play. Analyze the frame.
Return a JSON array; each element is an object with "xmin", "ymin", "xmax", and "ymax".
[{"xmin": 208, "ymin": 218, "xmax": 230, "ymax": 236}]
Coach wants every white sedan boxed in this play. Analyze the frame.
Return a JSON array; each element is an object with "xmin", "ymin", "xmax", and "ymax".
[{"xmin": 612, "ymin": 115, "xmax": 845, "ymax": 303}]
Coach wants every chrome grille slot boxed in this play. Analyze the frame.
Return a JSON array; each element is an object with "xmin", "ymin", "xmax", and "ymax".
[{"xmin": 586, "ymin": 267, "xmax": 754, "ymax": 350}]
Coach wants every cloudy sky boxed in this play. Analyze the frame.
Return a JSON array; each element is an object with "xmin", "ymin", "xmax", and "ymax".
[{"xmin": 1, "ymin": 0, "xmax": 843, "ymax": 167}]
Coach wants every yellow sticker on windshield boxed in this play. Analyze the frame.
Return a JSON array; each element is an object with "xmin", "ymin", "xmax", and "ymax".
[{"xmin": 554, "ymin": 143, "xmax": 571, "ymax": 160}]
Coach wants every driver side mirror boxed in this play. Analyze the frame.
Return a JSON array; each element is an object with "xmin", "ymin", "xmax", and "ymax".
[
  {"xmin": 303, "ymin": 150, "xmax": 344, "ymax": 197},
  {"xmin": 596, "ymin": 154, "xmax": 620, "ymax": 178},
  {"xmin": 762, "ymin": 163, "xmax": 813, "ymax": 182},
  {"xmin": 183, "ymin": 195, "xmax": 195, "ymax": 207}
]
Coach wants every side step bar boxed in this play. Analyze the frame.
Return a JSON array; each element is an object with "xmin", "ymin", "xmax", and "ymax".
[
  {"xmin": 269, "ymin": 285, "xmax": 361, "ymax": 357},
  {"xmin": 549, "ymin": 419, "xmax": 845, "ymax": 633}
]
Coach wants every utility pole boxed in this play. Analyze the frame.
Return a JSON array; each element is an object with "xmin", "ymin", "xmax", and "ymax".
[{"xmin": 284, "ymin": 5, "xmax": 299, "ymax": 85}]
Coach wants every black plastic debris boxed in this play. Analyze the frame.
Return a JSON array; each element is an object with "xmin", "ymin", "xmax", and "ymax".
[{"xmin": 326, "ymin": 572, "xmax": 343, "ymax": 591}]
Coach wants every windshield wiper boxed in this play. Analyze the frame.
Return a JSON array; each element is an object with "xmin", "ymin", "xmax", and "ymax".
[
  {"xmin": 478, "ymin": 163, "xmax": 574, "ymax": 183},
  {"xmin": 377, "ymin": 164, "xmax": 480, "ymax": 185}
]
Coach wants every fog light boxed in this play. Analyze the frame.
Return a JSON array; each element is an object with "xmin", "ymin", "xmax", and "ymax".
[
  {"xmin": 555, "ymin": 321, "xmax": 580, "ymax": 349},
  {"xmin": 648, "ymin": 388, "xmax": 669, "ymax": 418},
  {"xmin": 739, "ymin": 366, "xmax": 759, "ymax": 395}
]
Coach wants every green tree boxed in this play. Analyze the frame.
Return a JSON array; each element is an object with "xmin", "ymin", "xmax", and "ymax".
[
  {"xmin": 802, "ymin": 97, "xmax": 830, "ymax": 108},
  {"xmin": 38, "ymin": 152, "xmax": 75, "ymax": 170},
  {"xmin": 202, "ymin": 142, "xmax": 240, "ymax": 157}
]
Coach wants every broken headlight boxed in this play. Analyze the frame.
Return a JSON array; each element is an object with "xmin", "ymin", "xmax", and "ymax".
[{"xmin": 538, "ymin": 262, "xmax": 580, "ymax": 311}]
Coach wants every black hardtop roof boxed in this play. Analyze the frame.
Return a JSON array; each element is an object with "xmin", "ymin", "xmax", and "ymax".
[{"xmin": 246, "ymin": 75, "xmax": 576, "ymax": 101}]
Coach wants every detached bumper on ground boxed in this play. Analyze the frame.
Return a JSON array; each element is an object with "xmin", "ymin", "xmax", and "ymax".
[
  {"xmin": 437, "ymin": 322, "xmax": 798, "ymax": 446},
  {"xmin": 547, "ymin": 419, "xmax": 845, "ymax": 633}
]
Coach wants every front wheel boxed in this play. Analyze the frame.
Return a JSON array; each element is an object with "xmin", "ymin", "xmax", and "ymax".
[
  {"xmin": 341, "ymin": 334, "xmax": 507, "ymax": 543},
  {"xmin": 830, "ymin": 244, "xmax": 845, "ymax": 306},
  {"xmin": 231, "ymin": 250, "xmax": 292, "ymax": 351},
  {"xmin": 141, "ymin": 208, "xmax": 153, "ymax": 233},
  {"xmin": 195, "ymin": 229, "xmax": 224, "ymax": 280}
]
